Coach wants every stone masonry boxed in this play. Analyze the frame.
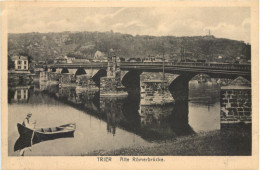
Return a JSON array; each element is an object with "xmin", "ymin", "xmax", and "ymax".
[
  {"xmin": 140, "ymin": 72, "xmax": 176, "ymax": 105},
  {"xmin": 46, "ymin": 72, "xmax": 60, "ymax": 82},
  {"xmin": 220, "ymin": 76, "xmax": 251, "ymax": 126},
  {"xmin": 100, "ymin": 55, "xmax": 126, "ymax": 96},
  {"xmin": 100, "ymin": 76, "xmax": 127, "ymax": 96},
  {"xmin": 76, "ymin": 75, "xmax": 98, "ymax": 90},
  {"xmin": 59, "ymin": 73, "xmax": 76, "ymax": 84},
  {"xmin": 140, "ymin": 80, "xmax": 174, "ymax": 105}
]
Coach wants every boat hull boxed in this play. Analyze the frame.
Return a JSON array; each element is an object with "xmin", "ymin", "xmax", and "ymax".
[{"xmin": 14, "ymin": 123, "xmax": 75, "ymax": 152}]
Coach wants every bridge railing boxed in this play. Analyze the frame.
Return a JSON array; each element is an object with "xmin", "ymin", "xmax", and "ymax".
[
  {"xmin": 120, "ymin": 62, "xmax": 251, "ymax": 71},
  {"xmin": 50, "ymin": 61, "xmax": 250, "ymax": 71},
  {"xmin": 49, "ymin": 63, "xmax": 108, "ymax": 68}
]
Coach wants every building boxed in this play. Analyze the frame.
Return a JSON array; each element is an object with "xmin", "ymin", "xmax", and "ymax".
[
  {"xmin": 119, "ymin": 57, "xmax": 125, "ymax": 62},
  {"xmin": 11, "ymin": 56, "xmax": 29, "ymax": 71},
  {"xmin": 220, "ymin": 76, "xmax": 251, "ymax": 127},
  {"xmin": 54, "ymin": 56, "xmax": 76, "ymax": 64},
  {"xmin": 143, "ymin": 57, "xmax": 155, "ymax": 62},
  {"xmin": 54, "ymin": 57, "xmax": 67, "ymax": 64},
  {"xmin": 66, "ymin": 56, "xmax": 75, "ymax": 63},
  {"xmin": 93, "ymin": 51, "xmax": 107, "ymax": 62},
  {"xmin": 94, "ymin": 50, "xmax": 106, "ymax": 60}
]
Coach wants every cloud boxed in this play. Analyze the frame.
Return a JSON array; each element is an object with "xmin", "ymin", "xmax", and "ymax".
[
  {"xmin": 111, "ymin": 20, "xmax": 146, "ymax": 34},
  {"xmin": 205, "ymin": 21, "xmax": 250, "ymax": 43},
  {"xmin": 7, "ymin": 7, "xmax": 250, "ymax": 43},
  {"xmin": 155, "ymin": 19, "xmax": 205, "ymax": 36},
  {"xmin": 107, "ymin": 8, "xmax": 127, "ymax": 19}
]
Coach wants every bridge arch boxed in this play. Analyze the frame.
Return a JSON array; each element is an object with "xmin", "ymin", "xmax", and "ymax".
[
  {"xmin": 191, "ymin": 73, "xmax": 210, "ymax": 81},
  {"xmin": 168, "ymin": 72, "xmax": 217, "ymax": 102},
  {"xmin": 92, "ymin": 69, "xmax": 107, "ymax": 85},
  {"xmin": 169, "ymin": 73, "xmax": 196, "ymax": 102},
  {"xmin": 61, "ymin": 68, "xmax": 69, "ymax": 74},
  {"xmin": 75, "ymin": 68, "xmax": 86, "ymax": 76},
  {"xmin": 121, "ymin": 70, "xmax": 142, "ymax": 89}
]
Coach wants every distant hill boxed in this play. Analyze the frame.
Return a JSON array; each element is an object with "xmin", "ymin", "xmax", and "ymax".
[{"xmin": 8, "ymin": 31, "xmax": 251, "ymax": 63}]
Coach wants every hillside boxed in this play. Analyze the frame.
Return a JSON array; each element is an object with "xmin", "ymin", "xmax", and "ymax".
[{"xmin": 8, "ymin": 31, "xmax": 251, "ymax": 63}]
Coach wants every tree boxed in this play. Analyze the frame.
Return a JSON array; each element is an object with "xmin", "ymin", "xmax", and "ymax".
[
  {"xmin": 8, "ymin": 55, "xmax": 15, "ymax": 70},
  {"xmin": 19, "ymin": 52, "xmax": 33, "ymax": 63}
]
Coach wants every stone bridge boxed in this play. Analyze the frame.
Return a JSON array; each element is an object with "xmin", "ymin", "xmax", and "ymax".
[{"xmin": 44, "ymin": 56, "xmax": 251, "ymax": 104}]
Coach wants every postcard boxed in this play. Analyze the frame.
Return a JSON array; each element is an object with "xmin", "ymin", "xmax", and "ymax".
[{"xmin": 1, "ymin": 1, "xmax": 259, "ymax": 169}]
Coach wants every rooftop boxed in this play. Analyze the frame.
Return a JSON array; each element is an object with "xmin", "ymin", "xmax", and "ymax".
[
  {"xmin": 221, "ymin": 76, "xmax": 251, "ymax": 89},
  {"xmin": 11, "ymin": 55, "xmax": 28, "ymax": 60}
]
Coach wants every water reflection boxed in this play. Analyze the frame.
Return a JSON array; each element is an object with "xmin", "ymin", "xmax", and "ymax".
[
  {"xmin": 189, "ymin": 80, "xmax": 221, "ymax": 132},
  {"xmin": 189, "ymin": 80, "xmax": 220, "ymax": 105},
  {"xmin": 8, "ymin": 86, "xmax": 31, "ymax": 104},
  {"xmin": 9, "ymin": 80, "xmax": 221, "ymax": 140}
]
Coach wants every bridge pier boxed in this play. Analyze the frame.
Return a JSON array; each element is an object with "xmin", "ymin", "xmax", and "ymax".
[
  {"xmin": 140, "ymin": 80, "xmax": 174, "ymax": 105},
  {"xmin": 100, "ymin": 56, "xmax": 127, "ymax": 97},
  {"xmin": 100, "ymin": 76, "xmax": 126, "ymax": 97},
  {"xmin": 45, "ymin": 72, "xmax": 61, "ymax": 82},
  {"xmin": 139, "ymin": 72, "xmax": 176, "ymax": 105},
  {"xmin": 75, "ymin": 75, "xmax": 98, "ymax": 91},
  {"xmin": 59, "ymin": 73, "xmax": 76, "ymax": 85}
]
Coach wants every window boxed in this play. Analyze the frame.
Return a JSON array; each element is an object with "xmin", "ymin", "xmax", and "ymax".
[
  {"xmin": 18, "ymin": 61, "xmax": 22, "ymax": 65},
  {"xmin": 24, "ymin": 66, "xmax": 27, "ymax": 69},
  {"xmin": 24, "ymin": 61, "xmax": 27, "ymax": 64},
  {"xmin": 18, "ymin": 66, "xmax": 21, "ymax": 69}
]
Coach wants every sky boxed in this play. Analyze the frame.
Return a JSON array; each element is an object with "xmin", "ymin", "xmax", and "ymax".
[{"xmin": 7, "ymin": 7, "xmax": 250, "ymax": 43}]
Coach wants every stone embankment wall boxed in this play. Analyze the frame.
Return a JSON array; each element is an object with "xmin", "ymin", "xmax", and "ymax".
[
  {"xmin": 220, "ymin": 88, "xmax": 251, "ymax": 123},
  {"xmin": 220, "ymin": 76, "xmax": 251, "ymax": 126}
]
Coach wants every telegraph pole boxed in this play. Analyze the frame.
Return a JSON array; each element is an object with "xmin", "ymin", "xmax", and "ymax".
[
  {"xmin": 162, "ymin": 42, "xmax": 165, "ymax": 81},
  {"xmin": 162, "ymin": 41, "xmax": 165, "ymax": 93}
]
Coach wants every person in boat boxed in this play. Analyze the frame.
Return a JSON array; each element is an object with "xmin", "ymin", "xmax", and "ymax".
[
  {"xmin": 20, "ymin": 113, "xmax": 36, "ymax": 156},
  {"xmin": 22, "ymin": 113, "xmax": 36, "ymax": 129}
]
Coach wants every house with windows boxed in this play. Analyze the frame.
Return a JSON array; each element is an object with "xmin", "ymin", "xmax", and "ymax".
[{"xmin": 11, "ymin": 55, "xmax": 29, "ymax": 71}]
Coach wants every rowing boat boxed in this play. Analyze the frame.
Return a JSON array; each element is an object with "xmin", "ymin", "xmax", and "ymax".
[
  {"xmin": 14, "ymin": 123, "xmax": 76, "ymax": 151},
  {"xmin": 17, "ymin": 123, "xmax": 76, "ymax": 141}
]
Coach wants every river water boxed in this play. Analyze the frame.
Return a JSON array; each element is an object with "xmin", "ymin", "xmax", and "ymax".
[{"xmin": 8, "ymin": 80, "xmax": 220, "ymax": 156}]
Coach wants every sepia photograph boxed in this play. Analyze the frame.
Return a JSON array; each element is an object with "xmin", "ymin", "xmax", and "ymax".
[{"xmin": 1, "ymin": 1, "xmax": 259, "ymax": 169}]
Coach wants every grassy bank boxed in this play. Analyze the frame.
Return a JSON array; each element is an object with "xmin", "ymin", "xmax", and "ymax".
[{"xmin": 86, "ymin": 128, "xmax": 251, "ymax": 156}]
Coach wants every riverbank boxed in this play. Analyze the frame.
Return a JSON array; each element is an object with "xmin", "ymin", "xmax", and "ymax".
[{"xmin": 86, "ymin": 127, "xmax": 251, "ymax": 156}]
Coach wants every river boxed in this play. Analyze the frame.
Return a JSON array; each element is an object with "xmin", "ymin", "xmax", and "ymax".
[{"xmin": 8, "ymin": 79, "xmax": 220, "ymax": 156}]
